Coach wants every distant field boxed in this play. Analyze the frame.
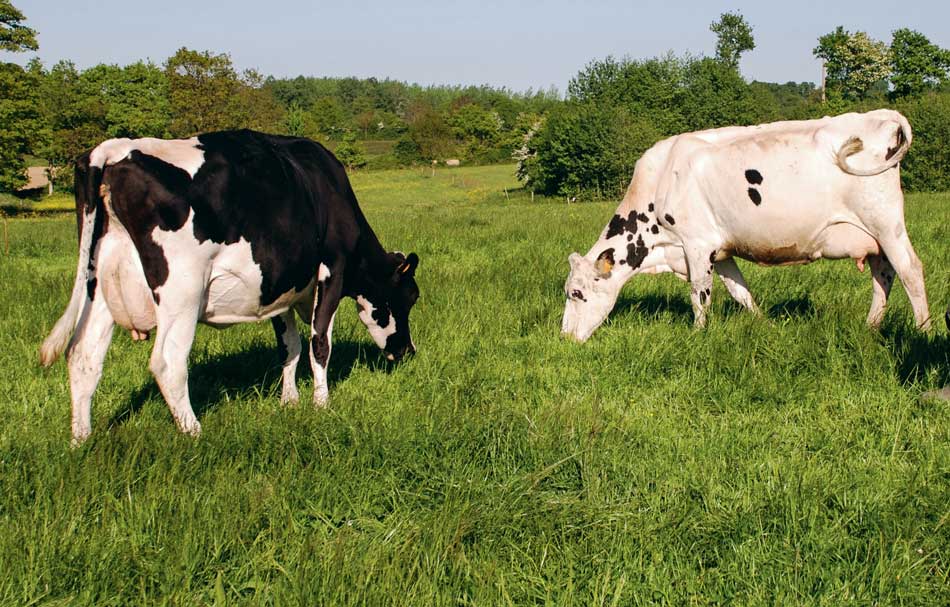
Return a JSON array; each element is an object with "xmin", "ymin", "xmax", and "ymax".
[{"xmin": 1, "ymin": 164, "xmax": 948, "ymax": 605}]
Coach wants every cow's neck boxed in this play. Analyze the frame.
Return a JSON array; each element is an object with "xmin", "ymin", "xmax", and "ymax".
[{"xmin": 586, "ymin": 197, "xmax": 667, "ymax": 280}]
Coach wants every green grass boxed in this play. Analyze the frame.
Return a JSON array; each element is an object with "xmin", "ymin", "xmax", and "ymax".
[{"xmin": 1, "ymin": 164, "xmax": 948, "ymax": 605}]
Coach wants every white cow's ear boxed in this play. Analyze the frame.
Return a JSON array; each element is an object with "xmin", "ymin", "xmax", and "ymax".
[{"xmin": 568, "ymin": 252, "xmax": 583, "ymax": 268}]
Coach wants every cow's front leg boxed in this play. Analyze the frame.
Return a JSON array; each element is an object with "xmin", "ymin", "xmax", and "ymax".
[
  {"xmin": 685, "ymin": 246, "xmax": 715, "ymax": 328},
  {"xmin": 714, "ymin": 257, "xmax": 760, "ymax": 316},
  {"xmin": 309, "ymin": 267, "xmax": 343, "ymax": 407},
  {"xmin": 866, "ymin": 253, "xmax": 895, "ymax": 329},
  {"xmin": 271, "ymin": 310, "xmax": 301, "ymax": 405}
]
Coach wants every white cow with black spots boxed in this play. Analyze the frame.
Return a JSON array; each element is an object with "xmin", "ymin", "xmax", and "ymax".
[{"xmin": 562, "ymin": 109, "xmax": 930, "ymax": 342}]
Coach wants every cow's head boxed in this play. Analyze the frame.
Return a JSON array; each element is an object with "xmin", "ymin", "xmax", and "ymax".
[
  {"xmin": 561, "ymin": 251, "xmax": 623, "ymax": 343},
  {"xmin": 355, "ymin": 252, "xmax": 420, "ymax": 361}
]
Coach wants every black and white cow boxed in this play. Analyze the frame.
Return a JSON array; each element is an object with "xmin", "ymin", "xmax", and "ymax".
[
  {"xmin": 562, "ymin": 109, "xmax": 931, "ymax": 341},
  {"xmin": 40, "ymin": 130, "xmax": 420, "ymax": 443}
]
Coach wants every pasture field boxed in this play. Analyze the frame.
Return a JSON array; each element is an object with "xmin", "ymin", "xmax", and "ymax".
[{"xmin": 1, "ymin": 164, "xmax": 948, "ymax": 605}]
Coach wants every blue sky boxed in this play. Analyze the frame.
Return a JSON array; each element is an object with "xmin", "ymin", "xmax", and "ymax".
[{"xmin": 7, "ymin": 1, "xmax": 949, "ymax": 92}]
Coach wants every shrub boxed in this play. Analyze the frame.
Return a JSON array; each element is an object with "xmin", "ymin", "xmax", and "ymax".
[
  {"xmin": 522, "ymin": 102, "xmax": 662, "ymax": 199},
  {"xmin": 897, "ymin": 91, "xmax": 950, "ymax": 191},
  {"xmin": 333, "ymin": 132, "xmax": 367, "ymax": 170}
]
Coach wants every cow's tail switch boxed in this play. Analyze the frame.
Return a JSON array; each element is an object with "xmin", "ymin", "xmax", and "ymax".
[
  {"xmin": 40, "ymin": 156, "xmax": 104, "ymax": 367},
  {"xmin": 835, "ymin": 112, "xmax": 912, "ymax": 177}
]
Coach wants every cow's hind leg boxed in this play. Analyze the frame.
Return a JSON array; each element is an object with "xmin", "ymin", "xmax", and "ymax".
[
  {"xmin": 684, "ymin": 245, "xmax": 715, "ymax": 328},
  {"xmin": 149, "ymin": 297, "xmax": 202, "ymax": 435},
  {"xmin": 271, "ymin": 310, "xmax": 301, "ymax": 405},
  {"xmin": 67, "ymin": 288, "xmax": 115, "ymax": 445},
  {"xmin": 714, "ymin": 257, "xmax": 760, "ymax": 316},
  {"xmin": 866, "ymin": 253, "xmax": 895, "ymax": 329},
  {"xmin": 875, "ymin": 232, "xmax": 930, "ymax": 329}
]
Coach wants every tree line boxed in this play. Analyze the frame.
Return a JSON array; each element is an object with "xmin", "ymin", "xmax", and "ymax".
[
  {"xmin": 2, "ymin": 3, "xmax": 949, "ymax": 195},
  {"xmin": 518, "ymin": 14, "xmax": 950, "ymax": 196}
]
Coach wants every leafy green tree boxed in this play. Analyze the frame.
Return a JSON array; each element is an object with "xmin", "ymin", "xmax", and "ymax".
[
  {"xmin": 332, "ymin": 131, "xmax": 367, "ymax": 170},
  {"xmin": 0, "ymin": 0, "xmax": 36, "ymax": 52},
  {"xmin": 889, "ymin": 28, "xmax": 950, "ymax": 99},
  {"xmin": 0, "ymin": 0, "xmax": 39, "ymax": 191},
  {"xmin": 448, "ymin": 104, "xmax": 502, "ymax": 160},
  {"xmin": 679, "ymin": 57, "xmax": 759, "ymax": 130},
  {"xmin": 310, "ymin": 96, "xmax": 347, "ymax": 140},
  {"xmin": 710, "ymin": 12, "xmax": 755, "ymax": 69},
  {"xmin": 405, "ymin": 102, "xmax": 454, "ymax": 160},
  {"xmin": 165, "ymin": 48, "xmax": 242, "ymax": 136},
  {"xmin": 814, "ymin": 26, "xmax": 891, "ymax": 100},
  {"xmin": 523, "ymin": 102, "xmax": 661, "ymax": 198},
  {"xmin": 0, "ymin": 62, "xmax": 41, "ymax": 190}
]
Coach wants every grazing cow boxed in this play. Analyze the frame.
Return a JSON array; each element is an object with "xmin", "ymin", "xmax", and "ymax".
[
  {"xmin": 40, "ymin": 130, "xmax": 420, "ymax": 443},
  {"xmin": 562, "ymin": 109, "xmax": 930, "ymax": 342}
]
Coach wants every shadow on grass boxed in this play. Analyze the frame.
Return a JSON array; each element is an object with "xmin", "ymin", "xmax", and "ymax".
[
  {"xmin": 882, "ymin": 323, "xmax": 950, "ymax": 386},
  {"xmin": 614, "ymin": 292, "xmax": 693, "ymax": 323},
  {"xmin": 613, "ymin": 292, "xmax": 819, "ymax": 324},
  {"xmin": 767, "ymin": 295, "xmax": 816, "ymax": 321},
  {"xmin": 107, "ymin": 334, "xmax": 392, "ymax": 428}
]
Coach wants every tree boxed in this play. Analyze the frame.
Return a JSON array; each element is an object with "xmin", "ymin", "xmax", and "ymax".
[
  {"xmin": 709, "ymin": 12, "xmax": 755, "ymax": 69},
  {"xmin": 814, "ymin": 26, "xmax": 891, "ymax": 100},
  {"xmin": 889, "ymin": 28, "xmax": 950, "ymax": 99},
  {"xmin": 333, "ymin": 131, "xmax": 367, "ymax": 170},
  {"xmin": 165, "ymin": 48, "xmax": 242, "ymax": 136},
  {"xmin": 0, "ymin": 0, "xmax": 36, "ymax": 52},
  {"xmin": 0, "ymin": 0, "xmax": 39, "ymax": 191}
]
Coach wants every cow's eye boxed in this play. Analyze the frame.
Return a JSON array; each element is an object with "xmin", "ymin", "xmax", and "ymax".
[{"xmin": 571, "ymin": 289, "xmax": 584, "ymax": 301}]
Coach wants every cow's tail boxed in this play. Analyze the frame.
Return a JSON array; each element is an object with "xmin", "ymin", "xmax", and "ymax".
[
  {"xmin": 835, "ymin": 113, "xmax": 912, "ymax": 177},
  {"xmin": 40, "ymin": 156, "xmax": 103, "ymax": 367}
]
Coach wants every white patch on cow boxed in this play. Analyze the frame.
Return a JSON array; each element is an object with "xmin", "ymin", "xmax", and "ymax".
[
  {"xmin": 311, "ymin": 312, "xmax": 335, "ymax": 407},
  {"xmin": 90, "ymin": 137, "xmax": 205, "ymax": 177},
  {"xmin": 318, "ymin": 263, "xmax": 331, "ymax": 282},
  {"xmin": 355, "ymin": 295, "xmax": 396, "ymax": 349}
]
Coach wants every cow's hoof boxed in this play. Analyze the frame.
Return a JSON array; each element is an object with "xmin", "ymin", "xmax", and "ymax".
[{"xmin": 313, "ymin": 389, "xmax": 329, "ymax": 409}]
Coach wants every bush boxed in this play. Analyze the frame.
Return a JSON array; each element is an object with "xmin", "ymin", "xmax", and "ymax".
[
  {"xmin": 521, "ymin": 102, "xmax": 662, "ymax": 199},
  {"xmin": 896, "ymin": 92, "xmax": 950, "ymax": 191},
  {"xmin": 333, "ymin": 132, "xmax": 367, "ymax": 170}
]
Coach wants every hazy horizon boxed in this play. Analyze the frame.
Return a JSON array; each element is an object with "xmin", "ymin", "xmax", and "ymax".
[{"xmin": 4, "ymin": 1, "xmax": 949, "ymax": 93}]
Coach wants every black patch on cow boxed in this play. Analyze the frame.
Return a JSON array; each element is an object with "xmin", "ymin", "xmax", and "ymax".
[
  {"xmin": 650, "ymin": 225, "xmax": 659, "ymax": 234},
  {"xmin": 272, "ymin": 315, "xmax": 289, "ymax": 362},
  {"xmin": 636, "ymin": 212, "xmax": 649, "ymax": 223},
  {"xmin": 744, "ymin": 169, "xmax": 763, "ymax": 185},
  {"xmin": 626, "ymin": 235, "xmax": 649, "ymax": 269},
  {"xmin": 86, "ymin": 277, "xmax": 97, "ymax": 300},
  {"xmin": 102, "ymin": 131, "xmax": 349, "ymax": 307},
  {"xmin": 648, "ymin": 203, "xmax": 654, "ymax": 212},
  {"xmin": 709, "ymin": 250, "xmax": 717, "ymax": 264},
  {"xmin": 627, "ymin": 234, "xmax": 633, "ymax": 242},
  {"xmin": 605, "ymin": 211, "xmax": 640, "ymax": 239},
  {"xmin": 371, "ymin": 300, "xmax": 392, "ymax": 329},
  {"xmin": 310, "ymin": 332, "xmax": 330, "ymax": 367},
  {"xmin": 699, "ymin": 290, "xmax": 707, "ymax": 305},
  {"xmin": 747, "ymin": 188, "xmax": 762, "ymax": 205},
  {"xmin": 664, "ymin": 214, "xmax": 675, "ymax": 225}
]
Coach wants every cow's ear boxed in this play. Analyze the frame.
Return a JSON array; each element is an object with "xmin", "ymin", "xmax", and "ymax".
[
  {"xmin": 397, "ymin": 252, "xmax": 419, "ymax": 277},
  {"xmin": 594, "ymin": 249, "xmax": 614, "ymax": 277},
  {"xmin": 568, "ymin": 252, "xmax": 583, "ymax": 268}
]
